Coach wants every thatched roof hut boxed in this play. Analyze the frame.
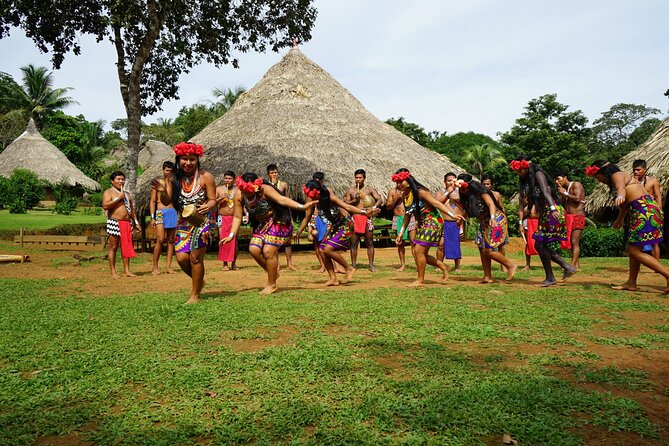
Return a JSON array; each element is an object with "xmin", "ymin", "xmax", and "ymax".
[
  {"xmin": 0, "ymin": 119, "xmax": 100, "ymax": 190},
  {"xmin": 138, "ymin": 140, "xmax": 172, "ymax": 170},
  {"xmin": 135, "ymin": 48, "xmax": 462, "ymax": 212},
  {"xmin": 586, "ymin": 117, "xmax": 669, "ymax": 218}
]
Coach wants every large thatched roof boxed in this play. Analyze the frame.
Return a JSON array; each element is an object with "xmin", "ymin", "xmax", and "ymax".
[
  {"xmin": 0, "ymin": 119, "xmax": 100, "ymax": 190},
  {"xmin": 586, "ymin": 117, "xmax": 669, "ymax": 217},
  {"xmin": 138, "ymin": 140, "xmax": 172, "ymax": 170},
  {"xmin": 136, "ymin": 48, "xmax": 462, "ymax": 212}
]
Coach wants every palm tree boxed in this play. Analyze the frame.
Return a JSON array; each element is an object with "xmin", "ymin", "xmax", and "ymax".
[
  {"xmin": 210, "ymin": 85, "xmax": 246, "ymax": 116},
  {"xmin": 6, "ymin": 64, "xmax": 77, "ymax": 128},
  {"xmin": 461, "ymin": 143, "xmax": 506, "ymax": 178}
]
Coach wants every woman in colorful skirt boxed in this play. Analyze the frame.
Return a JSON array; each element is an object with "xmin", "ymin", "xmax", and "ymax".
[
  {"xmin": 152, "ymin": 142, "xmax": 217, "ymax": 304},
  {"xmin": 587, "ymin": 160, "xmax": 668, "ymax": 293},
  {"xmin": 220, "ymin": 173, "xmax": 315, "ymax": 295},
  {"xmin": 296, "ymin": 179, "xmax": 379, "ymax": 286},
  {"xmin": 510, "ymin": 155, "xmax": 577, "ymax": 287},
  {"xmin": 456, "ymin": 173, "xmax": 517, "ymax": 283},
  {"xmin": 393, "ymin": 169, "xmax": 466, "ymax": 287}
]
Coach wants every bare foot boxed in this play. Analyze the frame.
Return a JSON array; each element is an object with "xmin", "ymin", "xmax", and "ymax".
[
  {"xmin": 317, "ymin": 267, "xmax": 326, "ymax": 273},
  {"xmin": 537, "ymin": 279, "xmax": 557, "ymax": 287},
  {"xmin": 124, "ymin": 272, "xmax": 137, "ymax": 277},
  {"xmin": 453, "ymin": 268, "xmax": 462, "ymax": 273},
  {"xmin": 221, "ymin": 265, "xmax": 230, "ymax": 271},
  {"xmin": 407, "ymin": 280, "xmax": 424, "ymax": 288},
  {"xmin": 344, "ymin": 267, "xmax": 355, "ymax": 282},
  {"xmin": 324, "ymin": 278, "xmax": 340, "ymax": 287},
  {"xmin": 185, "ymin": 296, "xmax": 200, "ymax": 304},
  {"xmin": 152, "ymin": 269, "xmax": 161, "ymax": 276},
  {"xmin": 501, "ymin": 266, "xmax": 508, "ymax": 273},
  {"xmin": 259, "ymin": 285, "xmax": 278, "ymax": 295},
  {"xmin": 396, "ymin": 265, "xmax": 406, "ymax": 272},
  {"xmin": 441, "ymin": 268, "xmax": 449, "ymax": 282},
  {"xmin": 166, "ymin": 269, "xmax": 176, "ymax": 274},
  {"xmin": 335, "ymin": 267, "xmax": 346, "ymax": 274},
  {"xmin": 662, "ymin": 287, "xmax": 669, "ymax": 295},
  {"xmin": 522, "ymin": 266, "xmax": 531, "ymax": 272},
  {"xmin": 478, "ymin": 278, "xmax": 494, "ymax": 284},
  {"xmin": 111, "ymin": 273, "xmax": 121, "ymax": 279},
  {"xmin": 287, "ymin": 264, "xmax": 297, "ymax": 271},
  {"xmin": 230, "ymin": 266, "xmax": 239, "ymax": 271},
  {"xmin": 505, "ymin": 264, "xmax": 518, "ymax": 282},
  {"xmin": 560, "ymin": 266, "xmax": 577, "ymax": 282},
  {"xmin": 368, "ymin": 265, "xmax": 376, "ymax": 272},
  {"xmin": 612, "ymin": 284, "xmax": 638, "ymax": 292}
]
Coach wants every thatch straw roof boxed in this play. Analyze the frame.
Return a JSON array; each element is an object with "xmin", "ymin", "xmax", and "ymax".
[
  {"xmin": 135, "ymin": 48, "xmax": 462, "ymax": 212},
  {"xmin": 138, "ymin": 140, "xmax": 172, "ymax": 170},
  {"xmin": 0, "ymin": 119, "xmax": 100, "ymax": 190},
  {"xmin": 586, "ymin": 117, "xmax": 669, "ymax": 217}
]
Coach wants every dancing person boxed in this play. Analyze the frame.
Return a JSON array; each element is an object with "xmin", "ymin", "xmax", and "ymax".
[
  {"xmin": 150, "ymin": 161, "xmax": 177, "ymax": 275},
  {"xmin": 435, "ymin": 172, "xmax": 463, "ymax": 272},
  {"xmin": 266, "ymin": 164, "xmax": 296, "ymax": 270},
  {"xmin": 481, "ymin": 174, "xmax": 508, "ymax": 270},
  {"xmin": 457, "ymin": 174, "xmax": 517, "ymax": 283},
  {"xmin": 220, "ymin": 173, "xmax": 315, "ymax": 295},
  {"xmin": 345, "ymin": 169, "xmax": 382, "ymax": 271},
  {"xmin": 519, "ymin": 183, "xmax": 539, "ymax": 271},
  {"xmin": 393, "ymin": 169, "xmax": 465, "ymax": 287},
  {"xmin": 102, "ymin": 171, "xmax": 140, "ymax": 278},
  {"xmin": 386, "ymin": 182, "xmax": 416, "ymax": 271},
  {"xmin": 152, "ymin": 142, "xmax": 217, "ymax": 304},
  {"xmin": 633, "ymin": 159, "xmax": 663, "ymax": 259},
  {"xmin": 297, "ymin": 180, "xmax": 379, "ymax": 286},
  {"xmin": 554, "ymin": 171, "xmax": 586, "ymax": 270},
  {"xmin": 510, "ymin": 155, "xmax": 576, "ymax": 287},
  {"xmin": 216, "ymin": 171, "xmax": 239, "ymax": 271},
  {"xmin": 587, "ymin": 160, "xmax": 668, "ymax": 293}
]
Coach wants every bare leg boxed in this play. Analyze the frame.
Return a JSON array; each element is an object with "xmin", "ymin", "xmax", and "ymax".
[
  {"xmin": 488, "ymin": 250, "xmax": 517, "ymax": 282},
  {"xmin": 479, "ymin": 249, "xmax": 493, "ymax": 283},
  {"xmin": 535, "ymin": 240, "xmax": 557, "ymax": 286},
  {"xmin": 152, "ymin": 225, "xmax": 165, "ymax": 275},
  {"xmin": 454, "ymin": 258, "xmax": 462, "ymax": 272},
  {"xmin": 107, "ymin": 236, "xmax": 121, "ymax": 279},
  {"xmin": 523, "ymin": 253, "xmax": 532, "ymax": 272},
  {"xmin": 249, "ymin": 245, "xmax": 267, "ymax": 271},
  {"xmin": 350, "ymin": 234, "xmax": 360, "ymax": 268},
  {"xmin": 614, "ymin": 254, "xmax": 640, "ymax": 291},
  {"xmin": 397, "ymin": 241, "xmax": 406, "ymax": 271},
  {"xmin": 499, "ymin": 245, "xmax": 507, "ymax": 272},
  {"xmin": 570, "ymin": 228, "xmax": 583, "ymax": 270},
  {"xmin": 652, "ymin": 243, "xmax": 661, "ymax": 260},
  {"xmin": 122, "ymin": 257, "xmax": 135, "ymax": 277},
  {"xmin": 365, "ymin": 227, "xmax": 375, "ymax": 272},
  {"xmin": 437, "ymin": 236, "xmax": 445, "ymax": 262},
  {"xmin": 184, "ymin": 247, "xmax": 206, "ymax": 304},
  {"xmin": 285, "ymin": 243, "xmax": 296, "ymax": 270},
  {"xmin": 410, "ymin": 244, "xmax": 447, "ymax": 287},
  {"xmin": 165, "ymin": 229, "xmax": 176, "ymax": 273},
  {"xmin": 320, "ymin": 248, "xmax": 339, "ymax": 286},
  {"xmin": 325, "ymin": 246, "xmax": 354, "ymax": 282},
  {"xmin": 314, "ymin": 240, "xmax": 326, "ymax": 272},
  {"xmin": 425, "ymin": 250, "xmax": 449, "ymax": 282},
  {"xmin": 626, "ymin": 245, "xmax": 669, "ymax": 292},
  {"xmin": 260, "ymin": 244, "xmax": 280, "ymax": 294}
]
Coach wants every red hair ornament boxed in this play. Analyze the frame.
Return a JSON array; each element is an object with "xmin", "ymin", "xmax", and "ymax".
[
  {"xmin": 302, "ymin": 185, "xmax": 321, "ymax": 199},
  {"xmin": 391, "ymin": 171, "xmax": 412, "ymax": 183},
  {"xmin": 509, "ymin": 160, "xmax": 530, "ymax": 171},
  {"xmin": 236, "ymin": 177, "xmax": 263, "ymax": 193},
  {"xmin": 173, "ymin": 142, "xmax": 204, "ymax": 157},
  {"xmin": 585, "ymin": 166, "xmax": 600, "ymax": 177},
  {"xmin": 454, "ymin": 179, "xmax": 469, "ymax": 189}
]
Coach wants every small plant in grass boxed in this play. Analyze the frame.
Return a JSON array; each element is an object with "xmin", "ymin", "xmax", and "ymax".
[{"xmin": 573, "ymin": 364, "xmax": 653, "ymax": 391}]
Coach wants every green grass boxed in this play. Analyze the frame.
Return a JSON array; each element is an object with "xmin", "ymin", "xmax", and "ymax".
[
  {"xmin": 0, "ymin": 208, "xmax": 106, "ymax": 232},
  {"xmin": 0, "ymin": 274, "xmax": 666, "ymax": 445}
]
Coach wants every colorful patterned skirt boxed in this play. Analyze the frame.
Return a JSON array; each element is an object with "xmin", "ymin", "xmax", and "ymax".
[
  {"xmin": 250, "ymin": 217, "xmax": 293, "ymax": 249},
  {"xmin": 624, "ymin": 195, "xmax": 664, "ymax": 247},
  {"xmin": 414, "ymin": 211, "xmax": 443, "ymax": 247},
  {"xmin": 392, "ymin": 215, "xmax": 417, "ymax": 241},
  {"xmin": 175, "ymin": 212, "xmax": 215, "ymax": 253},
  {"xmin": 320, "ymin": 217, "xmax": 355, "ymax": 251},
  {"xmin": 533, "ymin": 205, "xmax": 567, "ymax": 243},
  {"xmin": 475, "ymin": 210, "xmax": 508, "ymax": 250}
]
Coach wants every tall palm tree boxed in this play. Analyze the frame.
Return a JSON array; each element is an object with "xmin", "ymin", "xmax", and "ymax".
[
  {"xmin": 210, "ymin": 85, "xmax": 246, "ymax": 116},
  {"xmin": 6, "ymin": 64, "xmax": 77, "ymax": 128},
  {"xmin": 461, "ymin": 143, "xmax": 506, "ymax": 178}
]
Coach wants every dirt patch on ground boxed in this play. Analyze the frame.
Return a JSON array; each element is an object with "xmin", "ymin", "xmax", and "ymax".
[{"xmin": 213, "ymin": 326, "xmax": 299, "ymax": 352}]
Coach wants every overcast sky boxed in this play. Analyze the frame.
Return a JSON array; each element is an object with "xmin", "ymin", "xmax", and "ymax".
[{"xmin": 1, "ymin": 0, "xmax": 667, "ymax": 137}]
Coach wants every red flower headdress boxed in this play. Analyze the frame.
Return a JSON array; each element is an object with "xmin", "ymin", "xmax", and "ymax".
[
  {"xmin": 236, "ymin": 176, "xmax": 263, "ymax": 193},
  {"xmin": 585, "ymin": 165, "xmax": 600, "ymax": 177},
  {"xmin": 509, "ymin": 159, "xmax": 530, "ymax": 171},
  {"xmin": 302, "ymin": 185, "xmax": 321, "ymax": 199},
  {"xmin": 454, "ymin": 179, "xmax": 469, "ymax": 189},
  {"xmin": 173, "ymin": 142, "xmax": 204, "ymax": 157},
  {"xmin": 391, "ymin": 171, "xmax": 412, "ymax": 183}
]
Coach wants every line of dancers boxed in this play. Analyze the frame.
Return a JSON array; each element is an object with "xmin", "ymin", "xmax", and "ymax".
[{"xmin": 144, "ymin": 142, "xmax": 667, "ymax": 303}]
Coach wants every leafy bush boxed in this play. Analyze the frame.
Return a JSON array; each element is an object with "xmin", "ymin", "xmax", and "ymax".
[
  {"xmin": 82, "ymin": 206, "xmax": 102, "ymax": 216},
  {"xmin": 0, "ymin": 176, "xmax": 9, "ymax": 209},
  {"xmin": 580, "ymin": 226, "xmax": 626, "ymax": 257},
  {"xmin": 3, "ymin": 169, "xmax": 45, "ymax": 213},
  {"xmin": 504, "ymin": 201, "xmax": 520, "ymax": 237},
  {"xmin": 51, "ymin": 181, "xmax": 81, "ymax": 215}
]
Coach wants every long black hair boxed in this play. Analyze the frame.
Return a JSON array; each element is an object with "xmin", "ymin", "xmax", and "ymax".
[
  {"xmin": 589, "ymin": 159, "xmax": 621, "ymax": 192},
  {"xmin": 512, "ymin": 154, "xmax": 556, "ymax": 211},
  {"xmin": 240, "ymin": 172, "xmax": 292, "ymax": 226},
  {"xmin": 456, "ymin": 173, "xmax": 502, "ymax": 218},
  {"xmin": 304, "ymin": 179, "xmax": 338, "ymax": 224},
  {"xmin": 395, "ymin": 168, "xmax": 429, "ymax": 224},
  {"xmin": 171, "ymin": 154, "xmax": 202, "ymax": 212}
]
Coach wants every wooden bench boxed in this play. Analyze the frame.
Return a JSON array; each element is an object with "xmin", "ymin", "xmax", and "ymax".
[{"xmin": 14, "ymin": 235, "xmax": 103, "ymax": 251}]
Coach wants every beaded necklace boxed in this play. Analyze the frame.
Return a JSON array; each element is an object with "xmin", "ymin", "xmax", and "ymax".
[{"xmin": 181, "ymin": 168, "xmax": 199, "ymax": 198}]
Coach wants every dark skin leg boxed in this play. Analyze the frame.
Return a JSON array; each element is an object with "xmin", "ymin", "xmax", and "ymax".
[
  {"xmin": 107, "ymin": 235, "xmax": 121, "ymax": 279},
  {"xmin": 176, "ymin": 247, "xmax": 206, "ymax": 304},
  {"xmin": 364, "ymin": 226, "xmax": 375, "ymax": 272},
  {"xmin": 616, "ymin": 245, "xmax": 669, "ymax": 292},
  {"xmin": 570, "ymin": 228, "xmax": 583, "ymax": 270},
  {"xmin": 350, "ymin": 234, "xmax": 360, "ymax": 268}
]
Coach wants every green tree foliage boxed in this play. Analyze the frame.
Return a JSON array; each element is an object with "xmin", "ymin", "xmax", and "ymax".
[
  {"xmin": 385, "ymin": 117, "xmax": 434, "ymax": 147},
  {"xmin": 1, "ymin": 169, "xmax": 45, "ymax": 213},
  {"xmin": 174, "ymin": 104, "xmax": 218, "ymax": 141},
  {"xmin": 430, "ymin": 132, "xmax": 500, "ymax": 167},
  {"xmin": 500, "ymin": 94, "xmax": 590, "ymax": 178},
  {"xmin": 460, "ymin": 143, "xmax": 506, "ymax": 178},
  {"xmin": 52, "ymin": 181, "xmax": 81, "ymax": 215},
  {"xmin": 0, "ymin": 1, "xmax": 318, "ymax": 196},
  {"xmin": 589, "ymin": 103, "xmax": 661, "ymax": 162},
  {"xmin": 211, "ymin": 85, "xmax": 246, "ymax": 116}
]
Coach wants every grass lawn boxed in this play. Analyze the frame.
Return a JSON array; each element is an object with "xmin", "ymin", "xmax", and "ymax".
[
  {"xmin": 0, "ymin": 208, "xmax": 106, "ymax": 232},
  {"xmin": 0, "ymin": 244, "xmax": 668, "ymax": 445}
]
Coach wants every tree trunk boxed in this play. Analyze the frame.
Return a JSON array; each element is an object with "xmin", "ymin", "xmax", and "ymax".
[{"xmin": 123, "ymin": 95, "xmax": 142, "ymax": 197}]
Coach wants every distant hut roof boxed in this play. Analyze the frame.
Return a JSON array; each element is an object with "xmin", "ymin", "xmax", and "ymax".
[
  {"xmin": 586, "ymin": 117, "xmax": 669, "ymax": 217},
  {"xmin": 0, "ymin": 119, "xmax": 100, "ymax": 190},
  {"xmin": 138, "ymin": 140, "xmax": 173, "ymax": 170},
  {"xmin": 136, "ymin": 48, "xmax": 463, "ymax": 212}
]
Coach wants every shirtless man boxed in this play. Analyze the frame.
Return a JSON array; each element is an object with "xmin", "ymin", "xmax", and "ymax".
[
  {"xmin": 481, "ymin": 174, "xmax": 507, "ymax": 270},
  {"xmin": 150, "ymin": 161, "xmax": 177, "ymax": 275},
  {"xmin": 216, "ymin": 170, "xmax": 239, "ymax": 270},
  {"xmin": 345, "ymin": 169, "xmax": 382, "ymax": 271},
  {"xmin": 386, "ymin": 183, "xmax": 416, "ymax": 271},
  {"xmin": 554, "ymin": 171, "xmax": 587, "ymax": 270},
  {"xmin": 519, "ymin": 185, "xmax": 539, "ymax": 272},
  {"xmin": 435, "ymin": 172, "xmax": 463, "ymax": 272},
  {"xmin": 633, "ymin": 159, "xmax": 663, "ymax": 259},
  {"xmin": 102, "ymin": 171, "xmax": 140, "ymax": 278},
  {"xmin": 267, "ymin": 164, "xmax": 296, "ymax": 270}
]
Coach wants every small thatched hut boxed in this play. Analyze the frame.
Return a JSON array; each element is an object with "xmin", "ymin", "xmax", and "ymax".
[
  {"xmin": 138, "ymin": 140, "xmax": 173, "ymax": 170},
  {"xmin": 136, "ymin": 48, "xmax": 462, "ymax": 212},
  {"xmin": 0, "ymin": 119, "xmax": 100, "ymax": 194},
  {"xmin": 586, "ymin": 117, "xmax": 669, "ymax": 219}
]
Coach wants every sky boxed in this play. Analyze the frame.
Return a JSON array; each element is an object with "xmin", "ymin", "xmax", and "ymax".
[{"xmin": 0, "ymin": 0, "xmax": 667, "ymax": 138}]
